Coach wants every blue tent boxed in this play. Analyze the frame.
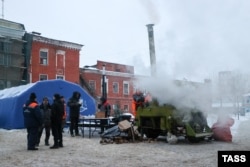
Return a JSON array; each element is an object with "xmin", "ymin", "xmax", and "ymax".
[{"xmin": 0, "ymin": 80, "xmax": 96, "ymax": 129}]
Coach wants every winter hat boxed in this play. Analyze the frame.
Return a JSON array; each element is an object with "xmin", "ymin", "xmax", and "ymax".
[
  {"xmin": 29, "ymin": 92, "xmax": 37, "ymax": 101},
  {"xmin": 43, "ymin": 97, "xmax": 49, "ymax": 101},
  {"xmin": 54, "ymin": 93, "xmax": 61, "ymax": 100}
]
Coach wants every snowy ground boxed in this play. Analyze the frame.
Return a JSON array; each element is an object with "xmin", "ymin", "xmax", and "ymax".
[{"xmin": 0, "ymin": 113, "xmax": 250, "ymax": 167}]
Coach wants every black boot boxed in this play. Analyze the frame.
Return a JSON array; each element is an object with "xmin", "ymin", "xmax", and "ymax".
[
  {"xmin": 50, "ymin": 141, "xmax": 59, "ymax": 149},
  {"xmin": 59, "ymin": 143, "xmax": 63, "ymax": 147},
  {"xmin": 50, "ymin": 138, "xmax": 59, "ymax": 149},
  {"xmin": 28, "ymin": 147, "xmax": 38, "ymax": 151},
  {"xmin": 58, "ymin": 139, "xmax": 63, "ymax": 147},
  {"xmin": 50, "ymin": 145, "xmax": 59, "ymax": 149}
]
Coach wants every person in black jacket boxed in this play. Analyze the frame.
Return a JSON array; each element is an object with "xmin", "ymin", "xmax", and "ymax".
[
  {"xmin": 50, "ymin": 93, "xmax": 64, "ymax": 149},
  {"xmin": 37, "ymin": 97, "xmax": 51, "ymax": 146},
  {"xmin": 67, "ymin": 91, "xmax": 82, "ymax": 137},
  {"xmin": 23, "ymin": 92, "xmax": 43, "ymax": 151}
]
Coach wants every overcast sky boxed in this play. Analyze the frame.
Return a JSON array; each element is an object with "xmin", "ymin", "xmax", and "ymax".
[{"xmin": 3, "ymin": 0, "xmax": 250, "ymax": 82}]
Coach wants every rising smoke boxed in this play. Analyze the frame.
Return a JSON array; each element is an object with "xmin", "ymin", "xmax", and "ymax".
[
  {"xmin": 139, "ymin": 0, "xmax": 161, "ymax": 25},
  {"xmin": 135, "ymin": 74, "xmax": 211, "ymax": 113}
]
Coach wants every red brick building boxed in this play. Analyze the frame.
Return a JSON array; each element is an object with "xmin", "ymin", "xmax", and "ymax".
[
  {"xmin": 28, "ymin": 34, "xmax": 83, "ymax": 83},
  {"xmin": 80, "ymin": 60, "xmax": 136, "ymax": 114},
  {"xmin": 26, "ymin": 34, "xmax": 141, "ymax": 115}
]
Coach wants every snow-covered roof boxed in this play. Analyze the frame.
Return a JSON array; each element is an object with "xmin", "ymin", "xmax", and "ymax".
[{"xmin": 0, "ymin": 83, "xmax": 35, "ymax": 99}]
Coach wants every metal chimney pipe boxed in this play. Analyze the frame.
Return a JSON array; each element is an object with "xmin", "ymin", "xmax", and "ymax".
[{"xmin": 146, "ymin": 24, "xmax": 156, "ymax": 77}]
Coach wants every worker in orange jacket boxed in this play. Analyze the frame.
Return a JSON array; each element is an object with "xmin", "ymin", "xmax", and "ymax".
[{"xmin": 132, "ymin": 90, "xmax": 145, "ymax": 117}]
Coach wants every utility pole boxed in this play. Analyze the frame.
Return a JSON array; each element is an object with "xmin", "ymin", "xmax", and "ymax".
[{"xmin": 102, "ymin": 64, "xmax": 107, "ymax": 99}]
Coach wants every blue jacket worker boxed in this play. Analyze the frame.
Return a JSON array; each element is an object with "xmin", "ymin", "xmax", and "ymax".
[{"xmin": 23, "ymin": 92, "xmax": 43, "ymax": 151}]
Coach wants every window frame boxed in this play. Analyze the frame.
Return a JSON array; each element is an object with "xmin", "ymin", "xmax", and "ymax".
[
  {"xmin": 89, "ymin": 80, "xmax": 96, "ymax": 91},
  {"xmin": 39, "ymin": 74, "xmax": 48, "ymax": 81},
  {"xmin": 113, "ymin": 82, "xmax": 119, "ymax": 93},
  {"xmin": 56, "ymin": 75, "xmax": 64, "ymax": 80},
  {"xmin": 39, "ymin": 49, "xmax": 48, "ymax": 65},
  {"xmin": 124, "ymin": 105, "xmax": 129, "ymax": 112},
  {"xmin": 123, "ymin": 81, "xmax": 129, "ymax": 95}
]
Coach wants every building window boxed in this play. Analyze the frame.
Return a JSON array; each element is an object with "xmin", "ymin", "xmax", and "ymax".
[
  {"xmin": 40, "ymin": 50, "xmax": 48, "ymax": 65},
  {"xmin": 0, "ymin": 80, "xmax": 4, "ymax": 89},
  {"xmin": 124, "ymin": 105, "xmax": 128, "ymax": 112},
  {"xmin": 123, "ymin": 81, "xmax": 129, "ymax": 95},
  {"xmin": 113, "ymin": 82, "xmax": 119, "ymax": 93},
  {"xmin": 0, "ymin": 42, "xmax": 4, "ymax": 51},
  {"xmin": 56, "ymin": 75, "xmax": 64, "ymax": 80},
  {"xmin": 89, "ymin": 80, "xmax": 96, "ymax": 91},
  {"xmin": 0, "ymin": 41, "xmax": 10, "ymax": 52},
  {"xmin": 0, "ymin": 53, "xmax": 3, "ymax": 65},
  {"xmin": 39, "ymin": 74, "xmax": 48, "ymax": 81},
  {"xmin": 0, "ymin": 53, "xmax": 10, "ymax": 66}
]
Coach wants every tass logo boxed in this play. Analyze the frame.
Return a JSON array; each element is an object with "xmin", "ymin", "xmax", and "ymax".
[
  {"xmin": 221, "ymin": 155, "xmax": 246, "ymax": 162},
  {"xmin": 218, "ymin": 151, "xmax": 250, "ymax": 167}
]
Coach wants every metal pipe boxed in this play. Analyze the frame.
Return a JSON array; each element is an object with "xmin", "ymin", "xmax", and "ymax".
[{"xmin": 146, "ymin": 24, "xmax": 156, "ymax": 77}]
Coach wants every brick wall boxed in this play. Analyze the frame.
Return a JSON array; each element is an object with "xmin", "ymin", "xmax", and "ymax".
[
  {"xmin": 30, "ymin": 41, "xmax": 80, "ymax": 83},
  {"xmin": 81, "ymin": 62, "xmax": 136, "ymax": 115}
]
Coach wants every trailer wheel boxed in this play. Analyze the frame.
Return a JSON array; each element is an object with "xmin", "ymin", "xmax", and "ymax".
[
  {"xmin": 187, "ymin": 137, "xmax": 201, "ymax": 143},
  {"xmin": 144, "ymin": 129, "xmax": 161, "ymax": 139}
]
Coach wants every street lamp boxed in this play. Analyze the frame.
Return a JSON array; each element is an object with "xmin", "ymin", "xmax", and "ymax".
[{"xmin": 102, "ymin": 64, "xmax": 107, "ymax": 99}]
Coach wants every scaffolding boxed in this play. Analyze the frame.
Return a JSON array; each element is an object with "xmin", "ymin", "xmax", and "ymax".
[{"xmin": 0, "ymin": 19, "xmax": 26, "ymax": 89}]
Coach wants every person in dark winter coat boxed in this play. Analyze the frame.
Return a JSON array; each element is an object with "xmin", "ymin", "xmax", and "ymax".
[
  {"xmin": 23, "ymin": 92, "xmax": 43, "ymax": 151},
  {"xmin": 67, "ymin": 91, "xmax": 82, "ymax": 137},
  {"xmin": 37, "ymin": 97, "xmax": 51, "ymax": 146},
  {"xmin": 98, "ymin": 97, "xmax": 111, "ymax": 133},
  {"xmin": 50, "ymin": 93, "xmax": 64, "ymax": 149}
]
